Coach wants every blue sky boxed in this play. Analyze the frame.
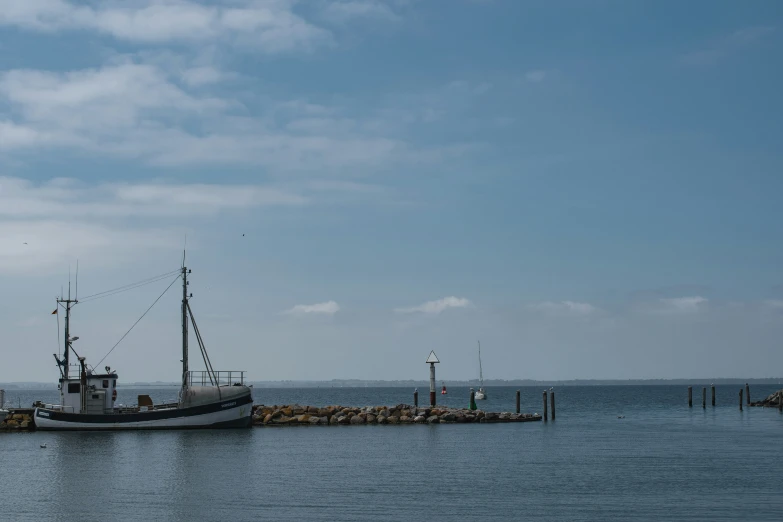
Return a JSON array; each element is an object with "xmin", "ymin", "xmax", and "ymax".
[{"xmin": 1, "ymin": 0, "xmax": 782, "ymax": 383}]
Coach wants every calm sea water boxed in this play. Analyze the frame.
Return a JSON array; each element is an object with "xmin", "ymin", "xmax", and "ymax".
[{"xmin": 2, "ymin": 385, "xmax": 782, "ymax": 521}]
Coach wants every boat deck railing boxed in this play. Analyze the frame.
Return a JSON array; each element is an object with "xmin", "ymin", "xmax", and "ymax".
[
  {"xmin": 186, "ymin": 371, "xmax": 246, "ymax": 387},
  {"xmin": 41, "ymin": 404, "xmax": 77, "ymax": 413}
]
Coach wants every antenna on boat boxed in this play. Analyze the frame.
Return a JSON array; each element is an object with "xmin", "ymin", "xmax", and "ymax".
[
  {"xmin": 58, "ymin": 267, "xmax": 79, "ymax": 380},
  {"xmin": 75, "ymin": 259, "xmax": 79, "ymax": 301}
]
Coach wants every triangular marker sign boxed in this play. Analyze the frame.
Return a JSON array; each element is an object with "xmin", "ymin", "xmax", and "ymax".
[{"xmin": 425, "ymin": 350, "xmax": 440, "ymax": 364}]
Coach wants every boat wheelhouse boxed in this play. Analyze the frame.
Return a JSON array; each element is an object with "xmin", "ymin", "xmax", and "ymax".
[{"xmin": 34, "ymin": 262, "xmax": 253, "ymax": 430}]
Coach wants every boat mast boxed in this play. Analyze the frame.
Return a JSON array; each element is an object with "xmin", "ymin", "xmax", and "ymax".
[
  {"xmin": 58, "ymin": 282, "xmax": 77, "ymax": 379},
  {"xmin": 478, "ymin": 341, "xmax": 483, "ymax": 388},
  {"xmin": 181, "ymin": 262, "xmax": 189, "ymax": 390}
]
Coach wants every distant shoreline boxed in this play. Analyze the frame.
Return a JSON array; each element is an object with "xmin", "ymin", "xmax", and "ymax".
[{"xmin": 2, "ymin": 378, "xmax": 782, "ymax": 389}]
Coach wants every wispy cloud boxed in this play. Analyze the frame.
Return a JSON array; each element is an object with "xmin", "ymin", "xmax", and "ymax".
[
  {"xmin": 284, "ymin": 301, "xmax": 341, "ymax": 315},
  {"xmin": 0, "ymin": 0, "xmax": 332, "ymax": 53},
  {"xmin": 0, "ymin": 62, "xmax": 410, "ymax": 170},
  {"xmin": 322, "ymin": 1, "xmax": 401, "ymax": 23},
  {"xmin": 180, "ymin": 66, "xmax": 234, "ymax": 87},
  {"xmin": 0, "ymin": 220, "xmax": 179, "ymax": 275},
  {"xmin": 680, "ymin": 26, "xmax": 775, "ymax": 66},
  {"xmin": 658, "ymin": 296, "xmax": 708, "ymax": 313},
  {"xmin": 0, "ymin": 177, "xmax": 306, "ymax": 219},
  {"xmin": 0, "ymin": 175, "xmax": 307, "ymax": 275},
  {"xmin": 524, "ymin": 70, "xmax": 547, "ymax": 83},
  {"xmin": 394, "ymin": 296, "xmax": 472, "ymax": 314},
  {"xmin": 529, "ymin": 300, "xmax": 597, "ymax": 315}
]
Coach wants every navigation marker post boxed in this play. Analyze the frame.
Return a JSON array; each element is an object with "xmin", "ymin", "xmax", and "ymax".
[{"xmin": 426, "ymin": 351, "xmax": 440, "ymax": 407}]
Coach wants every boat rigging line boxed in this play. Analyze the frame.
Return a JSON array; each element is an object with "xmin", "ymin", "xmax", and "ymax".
[
  {"xmin": 94, "ymin": 274, "xmax": 181, "ymax": 368},
  {"xmin": 186, "ymin": 302, "xmax": 218, "ymax": 389},
  {"xmin": 77, "ymin": 269, "xmax": 182, "ymax": 304}
]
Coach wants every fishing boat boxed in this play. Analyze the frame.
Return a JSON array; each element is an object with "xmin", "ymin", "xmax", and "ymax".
[
  {"xmin": 34, "ymin": 260, "xmax": 253, "ymax": 430},
  {"xmin": 475, "ymin": 341, "xmax": 487, "ymax": 400},
  {"xmin": 441, "ymin": 382, "xmax": 447, "ymax": 395}
]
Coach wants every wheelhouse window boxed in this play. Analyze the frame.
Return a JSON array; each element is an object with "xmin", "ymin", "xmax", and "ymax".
[
  {"xmin": 68, "ymin": 383, "xmax": 80, "ymax": 394},
  {"xmin": 102, "ymin": 380, "xmax": 109, "ymax": 388}
]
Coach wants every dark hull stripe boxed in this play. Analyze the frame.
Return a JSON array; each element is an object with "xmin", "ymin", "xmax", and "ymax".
[
  {"xmin": 35, "ymin": 392, "xmax": 253, "ymax": 424},
  {"xmin": 36, "ymin": 415, "xmax": 253, "ymax": 431}
]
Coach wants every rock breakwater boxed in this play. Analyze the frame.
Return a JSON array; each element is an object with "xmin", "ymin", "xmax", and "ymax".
[
  {"xmin": 251, "ymin": 404, "xmax": 541, "ymax": 426},
  {"xmin": 0, "ymin": 411, "xmax": 34, "ymax": 431},
  {"xmin": 749, "ymin": 389, "xmax": 783, "ymax": 408}
]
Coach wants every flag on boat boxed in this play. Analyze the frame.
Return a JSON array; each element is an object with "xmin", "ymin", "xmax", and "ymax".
[{"xmin": 51, "ymin": 308, "xmax": 57, "ymax": 315}]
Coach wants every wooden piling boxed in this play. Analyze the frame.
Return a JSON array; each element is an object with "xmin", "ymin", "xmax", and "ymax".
[
  {"xmin": 414, "ymin": 390, "xmax": 418, "ymax": 408},
  {"xmin": 429, "ymin": 361, "xmax": 437, "ymax": 407},
  {"xmin": 745, "ymin": 383, "xmax": 750, "ymax": 405},
  {"xmin": 711, "ymin": 385, "xmax": 715, "ymax": 407},
  {"xmin": 739, "ymin": 389, "xmax": 743, "ymax": 411},
  {"xmin": 550, "ymin": 391, "xmax": 556, "ymax": 420},
  {"xmin": 516, "ymin": 390, "xmax": 521, "ymax": 414},
  {"xmin": 542, "ymin": 391, "xmax": 548, "ymax": 421},
  {"xmin": 688, "ymin": 386, "xmax": 693, "ymax": 407},
  {"xmin": 469, "ymin": 389, "xmax": 476, "ymax": 411},
  {"xmin": 702, "ymin": 387, "xmax": 706, "ymax": 409}
]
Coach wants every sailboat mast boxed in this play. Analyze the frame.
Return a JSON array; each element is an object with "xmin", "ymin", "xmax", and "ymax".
[
  {"xmin": 181, "ymin": 264, "xmax": 189, "ymax": 389},
  {"xmin": 478, "ymin": 341, "xmax": 483, "ymax": 386}
]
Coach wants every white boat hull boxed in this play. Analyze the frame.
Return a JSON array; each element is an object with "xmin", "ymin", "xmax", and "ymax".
[
  {"xmin": 34, "ymin": 395, "xmax": 252, "ymax": 431},
  {"xmin": 475, "ymin": 393, "xmax": 486, "ymax": 400}
]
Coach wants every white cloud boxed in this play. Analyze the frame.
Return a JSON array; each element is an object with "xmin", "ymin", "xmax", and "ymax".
[
  {"xmin": 530, "ymin": 300, "xmax": 597, "ymax": 315},
  {"xmin": 394, "ymin": 296, "xmax": 472, "ymax": 314},
  {"xmin": 284, "ymin": 301, "xmax": 341, "ymax": 315},
  {"xmin": 0, "ymin": 63, "xmax": 226, "ymax": 139},
  {"xmin": 0, "ymin": 175, "xmax": 309, "ymax": 275},
  {"xmin": 0, "ymin": 121, "xmax": 49, "ymax": 148},
  {"xmin": 525, "ymin": 70, "xmax": 547, "ymax": 83},
  {"xmin": 763, "ymin": 300, "xmax": 783, "ymax": 309},
  {"xmin": 659, "ymin": 296, "xmax": 708, "ymax": 313},
  {"xmin": 0, "ymin": 0, "xmax": 332, "ymax": 53},
  {"xmin": 0, "ymin": 220, "xmax": 178, "ymax": 275},
  {"xmin": 180, "ymin": 66, "xmax": 232, "ymax": 87},
  {"xmin": 0, "ymin": 63, "xmax": 406, "ymax": 169}
]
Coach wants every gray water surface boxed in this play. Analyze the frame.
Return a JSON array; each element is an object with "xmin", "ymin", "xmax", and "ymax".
[{"xmin": 2, "ymin": 385, "xmax": 782, "ymax": 521}]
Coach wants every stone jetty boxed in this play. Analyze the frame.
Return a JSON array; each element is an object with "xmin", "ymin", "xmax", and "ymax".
[
  {"xmin": 0, "ymin": 410, "xmax": 34, "ymax": 432},
  {"xmin": 251, "ymin": 404, "xmax": 541, "ymax": 426},
  {"xmin": 749, "ymin": 389, "xmax": 783, "ymax": 408}
]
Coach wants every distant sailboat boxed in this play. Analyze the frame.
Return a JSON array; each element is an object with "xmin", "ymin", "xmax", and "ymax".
[{"xmin": 475, "ymin": 341, "xmax": 487, "ymax": 400}]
